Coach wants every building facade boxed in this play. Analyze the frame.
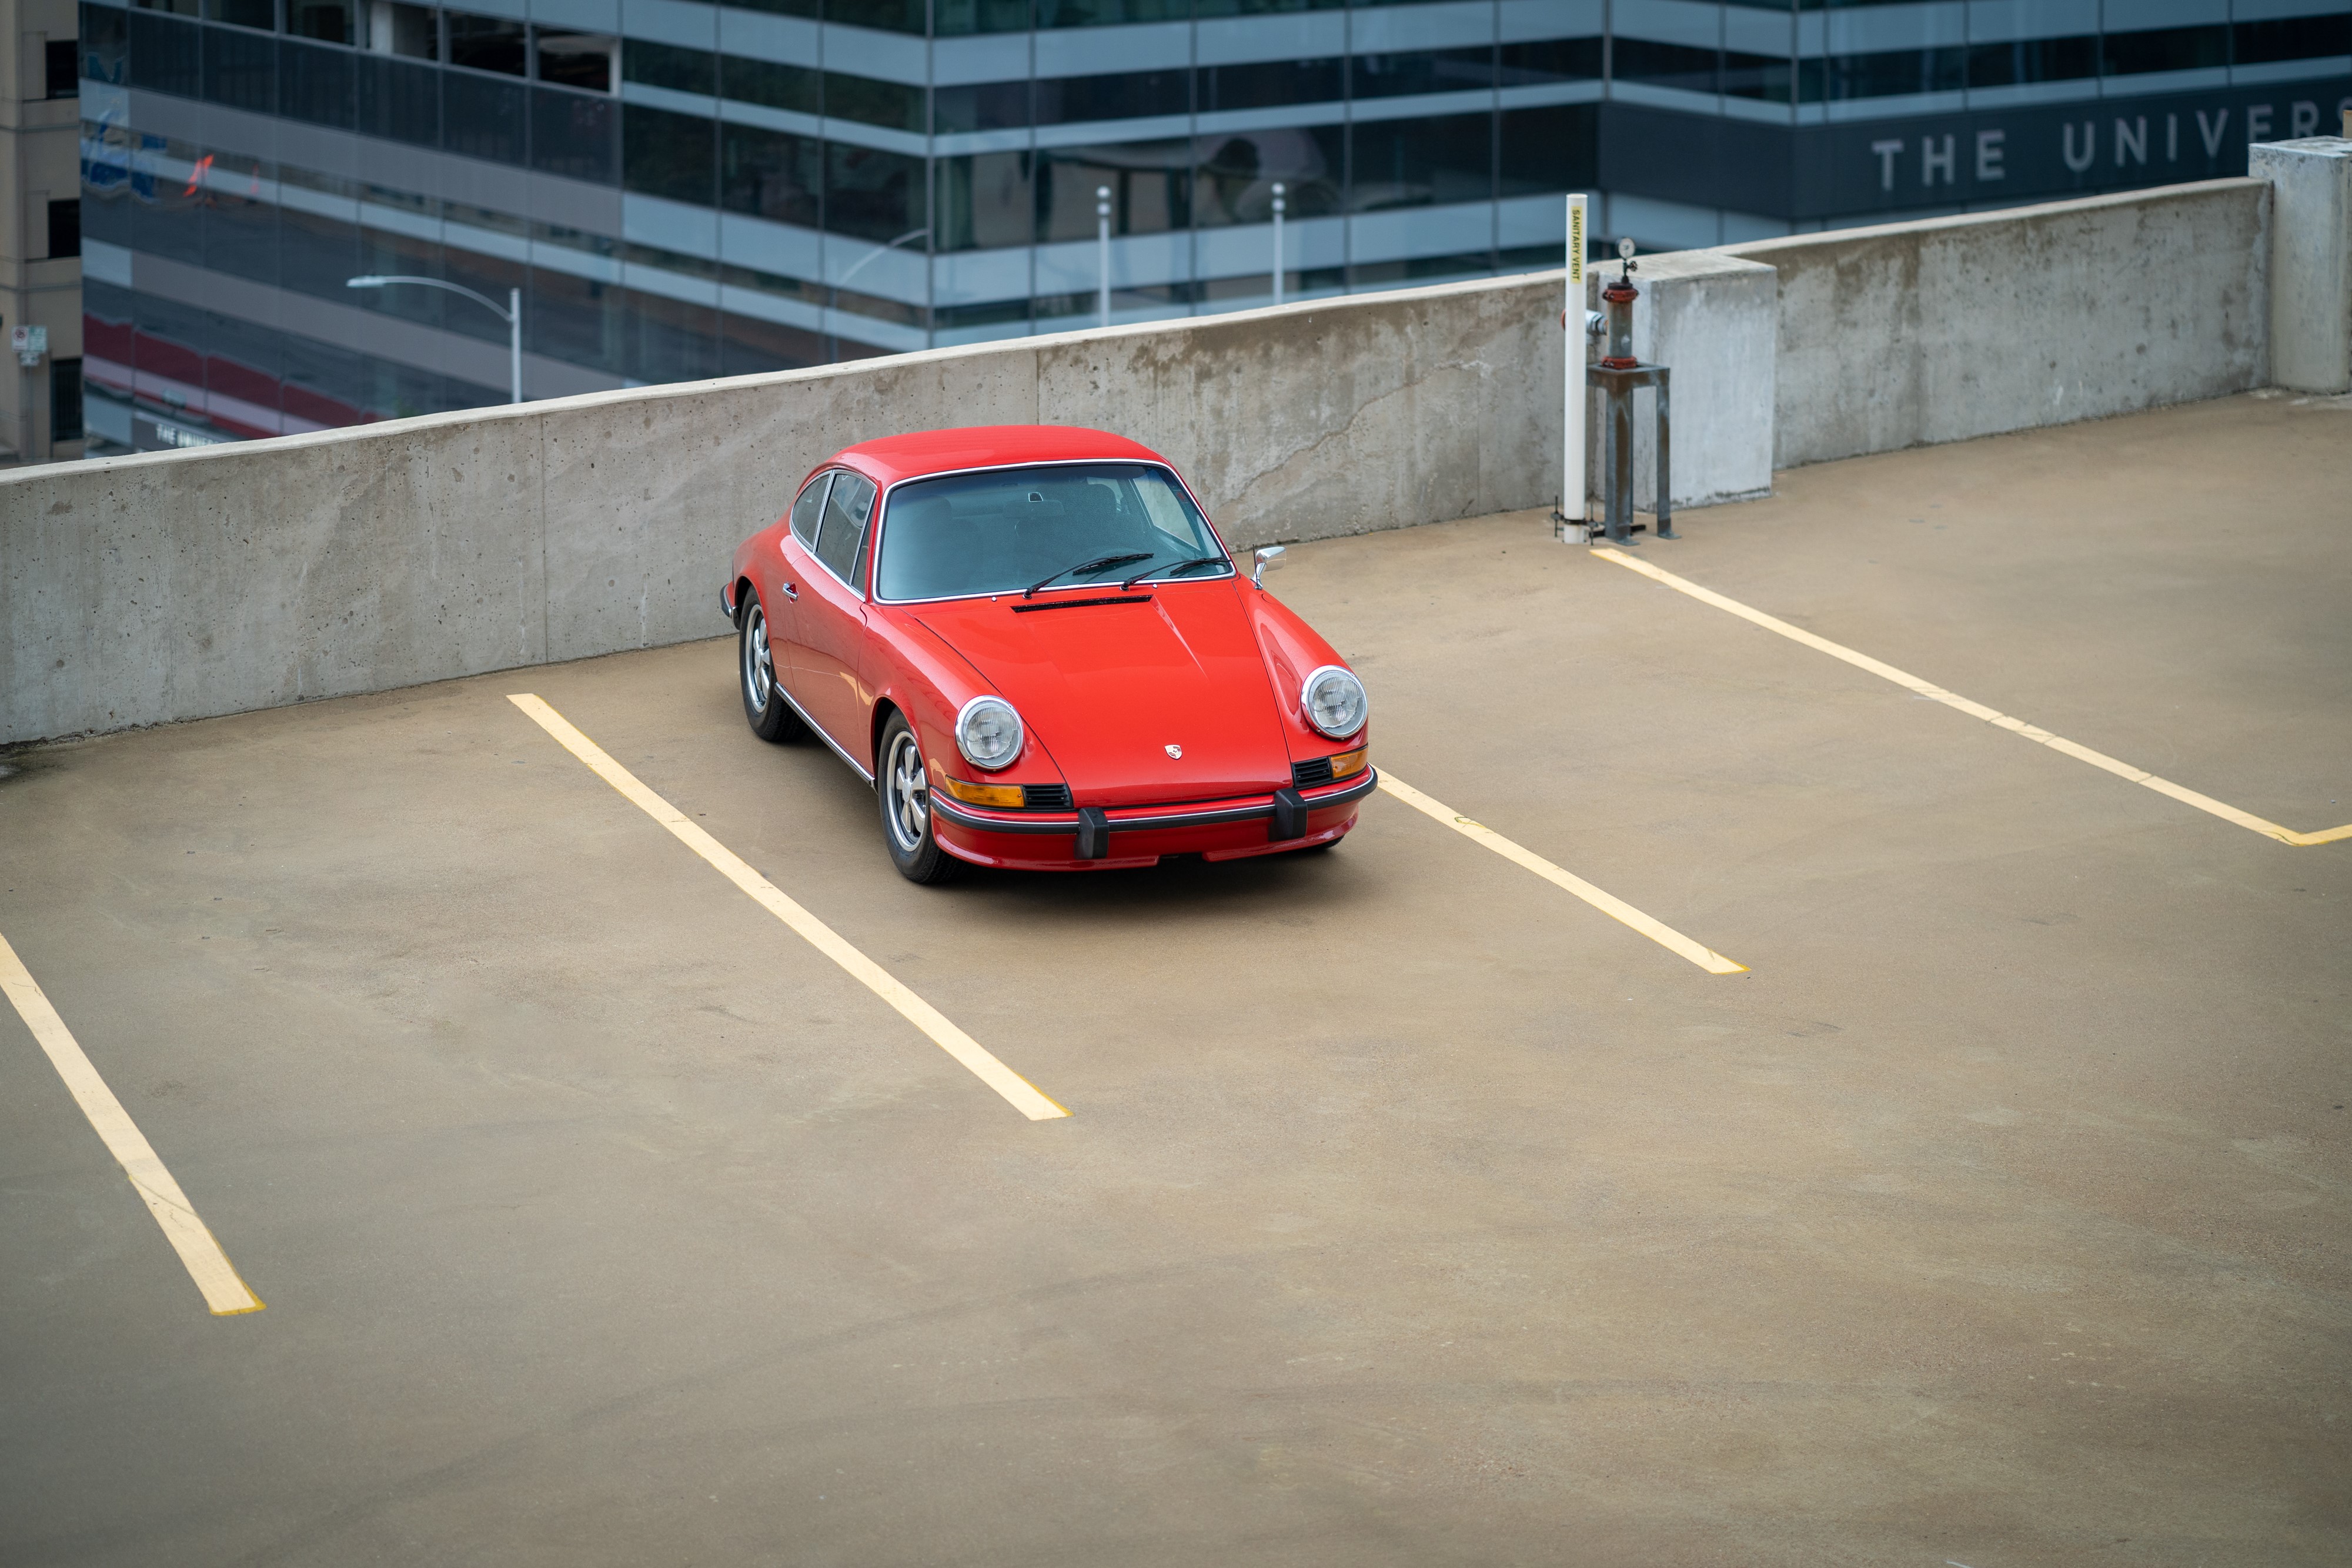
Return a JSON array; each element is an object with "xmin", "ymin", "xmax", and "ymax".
[
  {"xmin": 75, "ymin": 0, "xmax": 2352, "ymax": 453},
  {"xmin": 5, "ymin": 0, "xmax": 85, "ymax": 464}
]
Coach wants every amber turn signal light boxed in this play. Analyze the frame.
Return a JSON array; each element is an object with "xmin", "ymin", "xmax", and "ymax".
[
  {"xmin": 1328, "ymin": 744, "xmax": 1369, "ymax": 779},
  {"xmin": 940, "ymin": 775, "xmax": 1027, "ymax": 808}
]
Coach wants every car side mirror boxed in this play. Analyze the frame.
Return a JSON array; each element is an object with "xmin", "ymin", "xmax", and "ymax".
[{"xmin": 1252, "ymin": 544, "xmax": 1286, "ymax": 589}]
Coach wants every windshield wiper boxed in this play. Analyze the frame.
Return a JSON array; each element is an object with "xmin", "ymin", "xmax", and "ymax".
[
  {"xmin": 1122, "ymin": 555, "xmax": 1229, "ymax": 591},
  {"xmin": 1025, "ymin": 552, "xmax": 1152, "ymax": 599}
]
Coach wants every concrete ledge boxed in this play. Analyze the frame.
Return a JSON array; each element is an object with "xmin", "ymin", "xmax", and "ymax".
[
  {"xmin": 0, "ymin": 274, "xmax": 1566, "ymax": 744},
  {"xmin": 1724, "ymin": 179, "xmax": 2271, "ymax": 469},
  {"xmin": 2253, "ymin": 138, "xmax": 2352, "ymax": 394}
]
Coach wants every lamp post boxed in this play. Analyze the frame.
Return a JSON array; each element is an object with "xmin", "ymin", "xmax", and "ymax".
[
  {"xmin": 1270, "ymin": 181, "xmax": 1285, "ymax": 306},
  {"xmin": 347, "ymin": 276, "xmax": 522, "ymax": 404},
  {"xmin": 1096, "ymin": 185, "xmax": 1112, "ymax": 329}
]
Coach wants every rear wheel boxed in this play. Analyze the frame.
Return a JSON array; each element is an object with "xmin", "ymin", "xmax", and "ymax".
[
  {"xmin": 878, "ymin": 713, "xmax": 961, "ymax": 884},
  {"xmin": 739, "ymin": 593, "xmax": 804, "ymax": 743}
]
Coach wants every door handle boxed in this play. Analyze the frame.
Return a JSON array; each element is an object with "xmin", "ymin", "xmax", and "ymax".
[{"xmin": 781, "ymin": 582, "xmax": 797, "ymax": 601}]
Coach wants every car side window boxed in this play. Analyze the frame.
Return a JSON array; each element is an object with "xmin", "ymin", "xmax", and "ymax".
[
  {"xmin": 790, "ymin": 472, "xmax": 833, "ymax": 549},
  {"xmin": 816, "ymin": 471, "xmax": 877, "ymax": 589}
]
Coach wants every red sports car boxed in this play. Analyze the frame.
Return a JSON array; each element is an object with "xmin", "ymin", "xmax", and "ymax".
[{"xmin": 720, "ymin": 425, "xmax": 1375, "ymax": 881}]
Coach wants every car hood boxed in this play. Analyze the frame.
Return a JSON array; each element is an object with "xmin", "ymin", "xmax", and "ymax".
[{"xmin": 910, "ymin": 584, "xmax": 1292, "ymax": 807}]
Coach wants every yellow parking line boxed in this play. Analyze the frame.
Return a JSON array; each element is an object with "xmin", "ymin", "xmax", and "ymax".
[
  {"xmin": 0, "ymin": 930, "xmax": 263, "ymax": 1316},
  {"xmin": 508, "ymin": 695, "xmax": 1068, "ymax": 1121},
  {"xmin": 1593, "ymin": 548, "xmax": 2352, "ymax": 848},
  {"xmin": 1377, "ymin": 774, "xmax": 1748, "ymax": 975}
]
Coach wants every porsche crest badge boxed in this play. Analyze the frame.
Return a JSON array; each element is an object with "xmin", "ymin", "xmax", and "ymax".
[{"xmin": 1165, "ymin": 744, "xmax": 1183, "ymax": 759}]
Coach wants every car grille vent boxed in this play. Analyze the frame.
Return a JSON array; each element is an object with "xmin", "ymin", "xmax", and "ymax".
[
  {"xmin": 1023, "ymin": 784, "xmax": 1073, "ymax": 811},
  {"xmin": 1291, "ymin": 757, "xmax": 1334, "ymax": 788}
]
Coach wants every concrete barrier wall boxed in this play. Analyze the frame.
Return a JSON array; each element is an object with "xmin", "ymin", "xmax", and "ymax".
[
  {"xmin": 0, "ymin": 177, "xmax": 2281, "ymax": 744},
  {"xmin": 1723, "ymin": 178, "xmax": 2270, "ymax": 469},
  {"xmin": 0, "ymin": 275, "xmax": 1563, "ymax": 744}
]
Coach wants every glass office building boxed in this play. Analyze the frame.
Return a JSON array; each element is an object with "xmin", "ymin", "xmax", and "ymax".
[{"xmin": 75, "ymin": 0, "xmax": 2352, "ymax": 452}]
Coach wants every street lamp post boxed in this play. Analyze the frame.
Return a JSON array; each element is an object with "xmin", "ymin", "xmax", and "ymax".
[
  {"xmin": 1271, "ymin": 182, "xmax": 1286, "ymax": 307},
  {"xmin": 345, "ymin": 275, "xmax": 523, "ymax": 404},
  {"xmin": 1096, "ymin": 185, "xmax": 1112, "ymax": 329}
]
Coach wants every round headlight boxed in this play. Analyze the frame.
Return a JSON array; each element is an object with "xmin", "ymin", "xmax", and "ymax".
[
  {"xmin": 955, "ymin": 696, "xmax": 1024, "ymax": 771},
  {"xmin": 1300, "ymin": 665, "xmax": 1367, "ymax": 740}
]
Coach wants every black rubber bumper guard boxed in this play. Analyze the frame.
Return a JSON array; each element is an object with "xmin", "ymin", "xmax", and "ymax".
[{"xmin": 931, "ymin": 768, "xmax": 1379, "ymax": 859}]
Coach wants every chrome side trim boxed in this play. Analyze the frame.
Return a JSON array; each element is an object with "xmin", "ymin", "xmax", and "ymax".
[{"xmin": 930, "ymin": 768, "xmax": 1376, "ymax": 837}]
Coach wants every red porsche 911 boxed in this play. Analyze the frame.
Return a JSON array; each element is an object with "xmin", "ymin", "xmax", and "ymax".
[{"xmin": 720, "ymin": 425, "xmax": 1374, "ymax": 882}]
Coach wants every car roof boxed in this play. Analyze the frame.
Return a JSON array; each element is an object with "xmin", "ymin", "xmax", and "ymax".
[{"xmin": 820, "ymin": 425, "xmax": 1176, "ymax": 490}]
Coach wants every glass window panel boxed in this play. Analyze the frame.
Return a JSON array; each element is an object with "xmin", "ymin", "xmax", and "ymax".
[
  {"xmin": 824, "ymin": 140, "xmax": 924, "ymax": 241},
  {"xmin": 291, "ymin": 0, "xmax": 354, "ymax": 44},
  {"xmin": 280, "ymin": 330, "xmax": 369, "ymax": 425},
  {"xmin": 52, "ymin": 359, "xmax": 85, "ymax": 443},
  {"xmin": 82, "ymin": 5, "xmax": 130, "ymax": 86},
  {"xmin": 1194, "ymin": 0, "xmax": 1344, "ymax": 15},
  {"xmin": 280, "ymin": 37, "xmax": 358, "ymax": 126},
  {"xmin": 816, "ymin": 470, "xmax": 875, "ymax": 584},
  {"xmin": 366, "ymin": 2, "xmax": 440, "ymax": 59},
  {"xmin": 720, "ymin": 0, "xmax": 820, "ymax": 17},
  {"xmin": 933, "ymin": 79, "xmax": 1028, "ymax": 133},
  {"xmin": 933, "ymin": 298, "xmax": 1030, "ymax": 330},
  {"xmin": 1036, "ymin": 139, "xmax": 1190, "ymax": 240},
  {"xmin": 1498, "ymin": 38, "xmax": 1599, "ymax": 86},
  {"xmin": 1349, "ymin": 47, "xmax": 1493, "ymax": 99},
  {"xmin": 1722, "ymin": 48, "xmax": 1793, "ymax": 102},
  {"xmin": 622, "ymin": 289, "xmax": 720, "ymax": 383},
  {"xmin": 358, "ymin": 54, "xmax": 441, "ymax": 146},
  {"xmin": 445, "ymin": 68, "xmax": 526, "ymax": 162},
  {"xmin": 128, "ymin": 12, "xmax": 201, "ymax": 96},
  {"xmin": 720, "ymin": 123, "xmax": 823, "ymax": 225},
  {"xmin": 2100, "ymin": 25, "xmax": 2227, "ymax": 76},
  {"xmin": 722, "ymin": 55, "xmax": 819, "ymax": 113},
  {"xmin": 131, "ymin": 135, "xmax": 206, "ymax": 265},
  {"xmin": 823, "ymin": 71, "xmax": 925, "ymax": 132},
  {"xmin": 201, "ymin": 152, "xmax": 276, "ymax": 283},
  {"xmin": 934, "ymin": 150, "xmax": 1033, "ymax": 250},
  {"xmin": 1802, "ymin": 45, "xmax": 1963, "ymax": 101},
  {"xmin": 1035, "ymin": 68, "xmax": 1190, "ymax": 124},
  {"xmin": 447, "ymin": 12, "xmax": 527, "ymax": 75},
  {"xmin": 526, "ymin": 263, "xmax": 624, "ymax": 373},
  {"xmin": 1195, "ymin": 56, "xmax": 1341, "ymax": 112},
  {"xmin": 206, "ymin": 0, "xmax": 275, "ymax": 29},
  {"xmin": 203, "ymin": 25, "xmax": 277, "ymax": 112},
  {"xmin": 439, "ymin": 243, "xmax": 526, "ymax": 346},
  {"xmin": 790, "ymin": 472, "xmax": 831, "ymax": 545},
  {"xmin": 623, "ymin": 105, "xmax": 713, "ymax": 202},
  {"xmin": 1611, "ymin": 36, "xmax": 1716, "ymax": 95},
  {"xmin": 1348, "ymin": 112, "xmax": 1491, "ymax": 212},
  {"xmin": 2235, "ymin": 16, "xmax": 2352, "ymax": 66},
  {"xmin": 1351, "ymin": 252, "xmax": 1494, "ymax": 286},
  {"xmin": 536, "ymin": 31, "xmax": 613, "ymax": 92},
  {"xmin": 625, "ymin": 38, "xmax": 716, "ymax": 94},
  {"xmin": 533, "ymin": 87, "xmax": 616, "ymax": 182},
  {"xmin": 933, "ymin": 0, "xmax": 1033, "ymax": 36},
  {"xmin": 825, "ymin": 0, "xmax": 924, "ymax": 31},
  {"xmin": 1035, "ymin": 0, "xmax": 1186, "ymax": 25},
  {"xmin": 276, "ymin": 204, "xmax": 360, "ymax": 302},
  {"xmin": 1191, "ymin": 124, "xmax": 1340, "ymax": 227},
  {"xmin": 1965, "ymin": 35, "xmax": 2096, "ymax": 89},
  {"xmin": 132, "ymin": 0, "xmax": 202, "ymax": 16},
  {"xmin": 1499, "ymin": 103, "xmax": 1596, "ymax": 197}
]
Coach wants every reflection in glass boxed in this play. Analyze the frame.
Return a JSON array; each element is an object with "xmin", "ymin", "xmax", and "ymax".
[
  {"xmin": 936, "ymin": 151, "xmax": 1033, "ymax": 251},
  {"xmin": 1191, "ymin": 126, "xmax": 1339, "ymax": 226},
  {"xmin": 1037, "ymin": 141, "xmax": 1191, "ymax": 241},
  {"xmin": 1349, "ymin": 115, "xmax": 1491, "ymax": 212}
]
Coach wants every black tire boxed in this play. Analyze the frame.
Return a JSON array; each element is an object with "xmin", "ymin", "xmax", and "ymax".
[
  {"xmin": 739, "ymin": 592, "xmax": 805, "ymax": 743},
  {"xmin": 877, "ymin": 712, "xmax": 962, "ymax": 884}
]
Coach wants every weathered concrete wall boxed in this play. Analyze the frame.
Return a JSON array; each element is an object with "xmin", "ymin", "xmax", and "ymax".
[
  {"xmin": 1581, "ymin": 250, "xmax": 1778, "ymax": 513},
  {"xmin": 1723, "ymin": 178, "xmax": 2271, "ymax": 469},
  {"xmin": 0, "ymin": 275, "xmax": 1563, "ymax": 743},
  {"xmin": 2253, "ymin": 138, "xmax": 2352, "ymax": 394}
]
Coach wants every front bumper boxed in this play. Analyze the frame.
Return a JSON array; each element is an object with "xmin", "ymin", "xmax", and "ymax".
[{"xmin": 928, "ymin": 767, "xmax": 1378, "ymax": 870}]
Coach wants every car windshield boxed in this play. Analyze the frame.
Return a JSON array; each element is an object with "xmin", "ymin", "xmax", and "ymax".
[{"xmin": 874, "ymin": 462, "xmax": 1231, "ymax": 603}]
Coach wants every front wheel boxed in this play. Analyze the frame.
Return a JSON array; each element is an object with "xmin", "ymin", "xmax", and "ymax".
[
  {"xmin": 877, "ymin": 713, "xmax": 961, "ymax": 884},
  {"xmin": 739, "ymin": 593, "xmax": 804, "ymax": 743}
]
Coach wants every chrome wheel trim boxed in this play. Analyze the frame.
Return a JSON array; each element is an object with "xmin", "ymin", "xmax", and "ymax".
[
  {"xmin": 743, "ymin": 604, "xmax": 773, "ymax": 708},
  {"xmin": 885, "ymin": 731, "xmax": 928, "ymax": 852}
]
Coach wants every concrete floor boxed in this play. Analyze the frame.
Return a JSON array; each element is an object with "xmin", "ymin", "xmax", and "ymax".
[{"xmin": 2, "ymin": 390, "xmax": 2347, "ymax": 1567}]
